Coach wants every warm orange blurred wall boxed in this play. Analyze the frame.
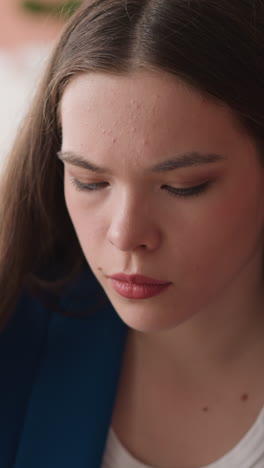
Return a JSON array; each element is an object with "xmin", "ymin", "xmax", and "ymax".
[{"xmin": 0, "ymin": 0, "xmax": 63, "ymax": 50}]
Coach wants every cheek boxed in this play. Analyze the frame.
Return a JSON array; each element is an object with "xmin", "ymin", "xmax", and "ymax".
[
  {"xmin": 64, "ymin": 184, "xmax": 107, "ymax": 251},
  {"xmin": 64, "ymin": 183, "xmax": 82, "ymax": 229},
  {"xmin": 185, "ymin": 186, "xmax": 264, "ymax": 281},
  {"xmin": 215, "ymin": 176, "xmax": 264, "ymax": 253}
]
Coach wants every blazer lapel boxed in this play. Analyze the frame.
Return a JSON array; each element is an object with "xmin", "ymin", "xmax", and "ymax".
[{"xmin": 14, "ymin": 300, "xmax": 127, "ymax": 468}]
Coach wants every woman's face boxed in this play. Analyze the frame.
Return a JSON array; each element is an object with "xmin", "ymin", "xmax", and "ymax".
[{"xmin": 60, "ymin": 70, "xmax": 264, "ymax": 332}]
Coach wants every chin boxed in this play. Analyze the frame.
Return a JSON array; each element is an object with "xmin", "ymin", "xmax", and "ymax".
[{"xmin": 114, "ymin": 306, "xmax": 187, "ymax": 333}]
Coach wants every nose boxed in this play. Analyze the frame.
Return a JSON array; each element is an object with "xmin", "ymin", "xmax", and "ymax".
[{"xmin": 106, "ymin": 193, "xmax": 161, "ymax": 252}]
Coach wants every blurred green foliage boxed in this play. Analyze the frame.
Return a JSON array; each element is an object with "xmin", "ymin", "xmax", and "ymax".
[{"xmin": 22, "ymin": 1, "xmax": 82, "ymax": 17}]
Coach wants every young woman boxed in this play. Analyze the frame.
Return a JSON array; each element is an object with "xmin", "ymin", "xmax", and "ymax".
[{"xmin": 1, "ymin": 1, "xmax": 264, "ymax": 467}]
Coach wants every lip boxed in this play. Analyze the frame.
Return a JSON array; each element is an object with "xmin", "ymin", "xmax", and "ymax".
[
  {"xmin": 109, "ymin": 279, "xmax": 171, "ymax": 299},
  {"xmin": 108, "ymin": 273, "xmax": 172, "ymax": 300},
  {"xmin": 109, "ymin": 273, "xmax": 170, "ymax": 285}
]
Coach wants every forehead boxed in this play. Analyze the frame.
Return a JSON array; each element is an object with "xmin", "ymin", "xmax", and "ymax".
[
  {"xmin": 60, "ymin": 70, "xmax": 250, "ymax": 166},
  {"xmin": 61, "ymin": 70, "xmax": 230, "ymax": 129}
]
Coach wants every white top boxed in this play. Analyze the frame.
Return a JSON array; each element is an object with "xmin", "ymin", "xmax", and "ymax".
[{"xmin": 101, "ymin": 405, "xmax": 264, "ymax": 468}]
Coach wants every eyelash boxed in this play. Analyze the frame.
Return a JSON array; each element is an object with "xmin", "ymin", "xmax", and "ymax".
[{"xmin": 70, "ymin": 178, "xmax": 211, "ymax": 199}]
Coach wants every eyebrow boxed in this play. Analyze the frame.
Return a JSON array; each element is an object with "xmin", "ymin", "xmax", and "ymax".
[{"xmin": 57, "ymin": 150, "xmax": 226, "ymax": 174}]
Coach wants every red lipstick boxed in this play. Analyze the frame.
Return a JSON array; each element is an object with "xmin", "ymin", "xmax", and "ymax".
[{"xmin": 108, "ymin": 273, "xmax": 171, "ymax": 299}]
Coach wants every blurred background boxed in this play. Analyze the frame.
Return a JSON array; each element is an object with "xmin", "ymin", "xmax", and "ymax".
[{"xmin": 0, "ymin": 0, "xmax": 81, "ymax": 168}]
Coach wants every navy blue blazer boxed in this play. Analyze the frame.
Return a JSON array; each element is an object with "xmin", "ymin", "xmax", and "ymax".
[{"xmin": 0, "ymin": 266, "xmax": 128, "ymax": 468}]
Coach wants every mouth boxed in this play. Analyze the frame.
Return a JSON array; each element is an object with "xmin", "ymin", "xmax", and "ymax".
[
  {"xmin": 108, "ymin": 273, "xmax": 171, "ymax": 285},
  {"xmin": 108, "ymin": 276, "xmax": 172, "ymax": 300}
]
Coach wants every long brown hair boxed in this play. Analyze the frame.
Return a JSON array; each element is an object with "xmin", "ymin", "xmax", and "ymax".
[{"xmin": 1, "ymin": 0, "xmax": 264, "ymax": 328}]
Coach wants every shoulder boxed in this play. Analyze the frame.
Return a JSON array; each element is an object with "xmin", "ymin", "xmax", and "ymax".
[
  {"xmin": 0, "ymin": 264, "xmax": 128, "ymax": 467},
  {"xmin": 0, "ymin": 262, "xmax": 128, "ymax": 404},
  {"xmin": 2, "ymin": 262, "xmax": 127, "ymax": 352}
]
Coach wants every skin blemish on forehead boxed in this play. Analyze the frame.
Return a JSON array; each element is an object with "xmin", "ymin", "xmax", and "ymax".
[
  {"xmin": 202, "ymin": 406, "xmax": 209, "ymax": 413},
  {"xmin": 241, "ymin": 393, "xmax": 249, "ymax": 402}
]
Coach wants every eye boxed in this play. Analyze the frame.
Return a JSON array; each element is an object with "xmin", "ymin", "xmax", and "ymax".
[
  {"xmin": 70, "ymin": 177, "xmax": 212, "ymax": 198},
  {"xmin": 70, "ymin": 178, "xmax": 109, "ymax": 191},
  {"xmin": 162, "ymin": 181, "xmax": 212, "ymax": 198}
]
